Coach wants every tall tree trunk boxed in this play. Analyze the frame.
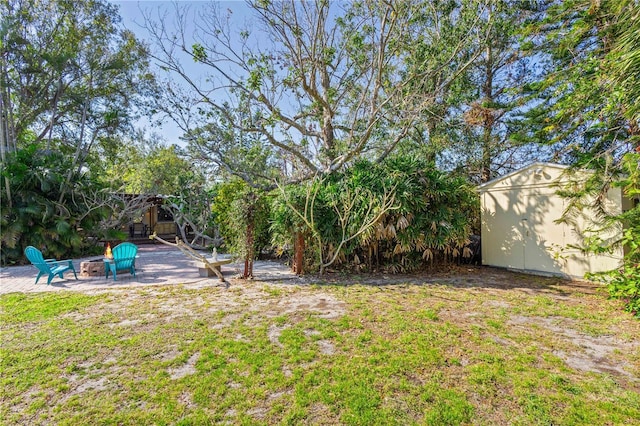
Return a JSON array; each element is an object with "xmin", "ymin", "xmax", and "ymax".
[
  {"xmin": 294, "ymin": 231, "xmax": 304, "ymax": 275},
  {"xmin": 480, "ymin": 43, "xmax": 494, "ymax": 183},
  {"xmin": 244, "ymin": 220, "xmax": 254, "ymax": 278},
  {"xmin": 243, "ymin": 195, "xmax": 256, "ymax": 279},
  {"xmin": 0, "ymin": 61, "xmax": 15, "ymax": 208},
  {"xmin": 481, "ymin": 126, "xmax": 493, "ymax": 183}
]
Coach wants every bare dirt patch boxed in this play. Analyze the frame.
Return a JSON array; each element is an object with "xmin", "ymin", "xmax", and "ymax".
[
  {"xmin": 272, "ymin": 293, "xmax": 347, "ymax": 319},
  {"xmin": 267, "ymin": 324, "xmax": 287, "ymax": 346},
  {"xmin": 316, "ymin": 339, "xmax": 336, "ymax": 355},
  {"xmin": 73, "ymin": 377, "xmax": 109, "ymax": 393},
  {"xmin": 311, "ymin": 264, "xmax": 596, "ymax": 293},
  {"xmin": 509, "ymin": 315, "xmax": 639, "ymax": 381},
  {"xmin": 168, "ymin": 352, "xmax": 200, "ymax": 380}
]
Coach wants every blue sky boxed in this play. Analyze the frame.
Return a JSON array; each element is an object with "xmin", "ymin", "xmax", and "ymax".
[{"xmin": 109, "ymin": 1, "xmax": 252, "ymax": 146}]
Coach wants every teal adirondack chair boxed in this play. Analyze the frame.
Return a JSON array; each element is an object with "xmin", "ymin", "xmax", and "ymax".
[
  {"xmin": 24, "ymin": 246, "xmax": 78, "ymax": 285},
  {"xmin": 105, "ymin": 242, "xmax": 138, "ymax": 281}
]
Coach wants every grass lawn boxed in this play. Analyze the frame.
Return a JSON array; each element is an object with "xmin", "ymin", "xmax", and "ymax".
[{"xmin": 1, "ymin": 268, "xmax": 639, "ymax": 425}]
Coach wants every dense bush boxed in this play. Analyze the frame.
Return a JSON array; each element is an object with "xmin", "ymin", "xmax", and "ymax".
[
  {"xmin": 271, "ymin": 157, "xmax": 478, "ymax": 273},
  {"xmin": 0, "ymin": 146, "xmax": 110, "ymax": 265}
]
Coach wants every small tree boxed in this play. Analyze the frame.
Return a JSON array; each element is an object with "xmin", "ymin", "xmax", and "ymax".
[{"xmin": 211, "ymin": 179, "xmax": 271, "ymax": 278}]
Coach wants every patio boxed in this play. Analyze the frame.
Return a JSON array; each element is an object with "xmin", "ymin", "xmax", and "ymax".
[{"xmin": 0, "ymin": 245, "xmax": 298, "ymax": 294}]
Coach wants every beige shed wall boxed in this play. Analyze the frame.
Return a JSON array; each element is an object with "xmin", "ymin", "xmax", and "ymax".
[{"xmin": 480, "ymin": 164, "xmax": 624, "ymax": 279}]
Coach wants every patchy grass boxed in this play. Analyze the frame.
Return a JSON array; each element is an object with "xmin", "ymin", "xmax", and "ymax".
[{"xmin": 1, "ymin": 270, "xmax": 639, "ymax": 425}]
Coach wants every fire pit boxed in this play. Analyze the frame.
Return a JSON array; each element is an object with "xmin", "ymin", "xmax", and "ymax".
[{"xmin": 80, "ymin": 259, "xmax": 105, "ymax": 277}]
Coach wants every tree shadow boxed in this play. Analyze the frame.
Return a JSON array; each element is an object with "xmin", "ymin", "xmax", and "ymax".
[
  {"xmin": 479, "ymin": 165, "xmax": 610, "ymax": 278},
  {"xmin": 300, "ymin": 265, "xmax": 599, "ymax": 298}
]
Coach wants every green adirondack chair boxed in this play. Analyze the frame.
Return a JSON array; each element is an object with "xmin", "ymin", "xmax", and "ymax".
[
  {"xmin": 105, "ymin": 242, "xmax": 138, "ymax": 281},
  {"xmin": 24, "ymin": 246, "xmax": 78, "ymax": 285}
]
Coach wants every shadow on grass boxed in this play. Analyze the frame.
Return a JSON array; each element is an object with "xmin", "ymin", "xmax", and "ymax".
[{"xmin": 288, "ymin": 265, "xmax": 600, "ymax": 297}]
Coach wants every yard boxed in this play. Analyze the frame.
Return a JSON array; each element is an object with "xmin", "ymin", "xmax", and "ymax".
[{"xmin": 1, "ymin": 267, "xmax": 639, "ymax": 425}]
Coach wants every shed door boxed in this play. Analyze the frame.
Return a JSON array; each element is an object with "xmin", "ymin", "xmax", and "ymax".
[{"xmin": 520, "ymin": 193, "xmax": 565, "ymax": 274}]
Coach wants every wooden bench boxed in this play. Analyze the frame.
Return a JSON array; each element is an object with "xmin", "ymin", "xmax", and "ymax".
[{"xmin": 196, "ymin": 258, "xmax": 233, "ymax": 278}]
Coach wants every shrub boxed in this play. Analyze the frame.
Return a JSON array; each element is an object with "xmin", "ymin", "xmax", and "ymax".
[
  {"xmin": 271, "ymin": 156, "xmax": 478, "ymax": 273},
  {"xmin": 605, "ymin": 154, "xmax": 640, "ymax": 316},
  {"xmin": 1, "ymin": 146, "xmax": 109, "ymax": 265}
]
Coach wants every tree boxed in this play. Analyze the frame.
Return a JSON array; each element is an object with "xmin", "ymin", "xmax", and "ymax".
[
  {"xmin": 211, "ymin": 179, "xmax": 271, "ymax": 278},
  {"xmin": 0, "ymin": 0, "xmax": 155, "ymax": 205},
  {"xmin": 143, "ymin": 0, "xmax": 489, "ymax": 183},
  {"xmin": 390, "ymin": 0, "xmax": 489, "ymax": 168},
  {"xmin": 441, "ymin": 0, "xmax": 544, "ymax": 183},
  {"xmin": 608, "ymin": 1, "xmax": 640, "ymax": 125},
  {"xmin": 523, "ymin": 0, "xmax": 640, "ymax": 314},
  {"xmin": 522, "ymin": 0, "xmax": 638, "ymax": 166}
]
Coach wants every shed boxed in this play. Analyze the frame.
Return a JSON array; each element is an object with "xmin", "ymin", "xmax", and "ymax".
[{"xmin": 478, "ymin": 162, "xmax": 634, "ymax": 278}]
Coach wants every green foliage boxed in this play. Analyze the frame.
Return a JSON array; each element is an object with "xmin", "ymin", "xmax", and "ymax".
[
  {"xmin": 377, "ymin": 157, "xmax": 478, "ymax": 267},
  {"xmin": 211, "ymin": 179, "xmax": 271, "ymax": 258},
  {"xmin": 523, "ymin": 0, "xmax": 639, "ymax": 316},
  {"xmin": 1, "ymin": 0, "xmax": 154, "ymax": 152},
  {"xmin": 0, "ymin": 146, "xmax": 109, "ymax": 264},
  {"xmin": 272, "ymin": 157, "xmax": 478, "ymax": 273},
  {"xmin": 211, "ymin": 180, "xmax": 247, "ymax": 249},
  {"xmin": 434, "ymin": 0, "xmax": 544, "ymax": 183},
  {"xmin": 586, "ymin": 153, "xmax": 640, "ymax": 316},
  {"xmin": 191, "ymin": 43, "xmax": 207, "ymax": 62},
  {"xmin": 606, "ymin": 0, "xmax": 640, "ymax": 123},
  {"xmin": 520, "ymin": 0, "xmax": 636, "ymax": 162},
  {"xmin": 100, "ymin": 134, "xmax": 199, "ymax": 196},
  {"xmin": 131, "ymin": 144, "xmax": 194, "ymax": 195},
  {"xmin": 605, "ymin": 262, "xmax": 640, "ymax": 317}
]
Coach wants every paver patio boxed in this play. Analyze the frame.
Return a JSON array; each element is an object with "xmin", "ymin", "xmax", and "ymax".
[{"xmin": 0, "ymin": 245, "xmax": 298, "ymax": 294}]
